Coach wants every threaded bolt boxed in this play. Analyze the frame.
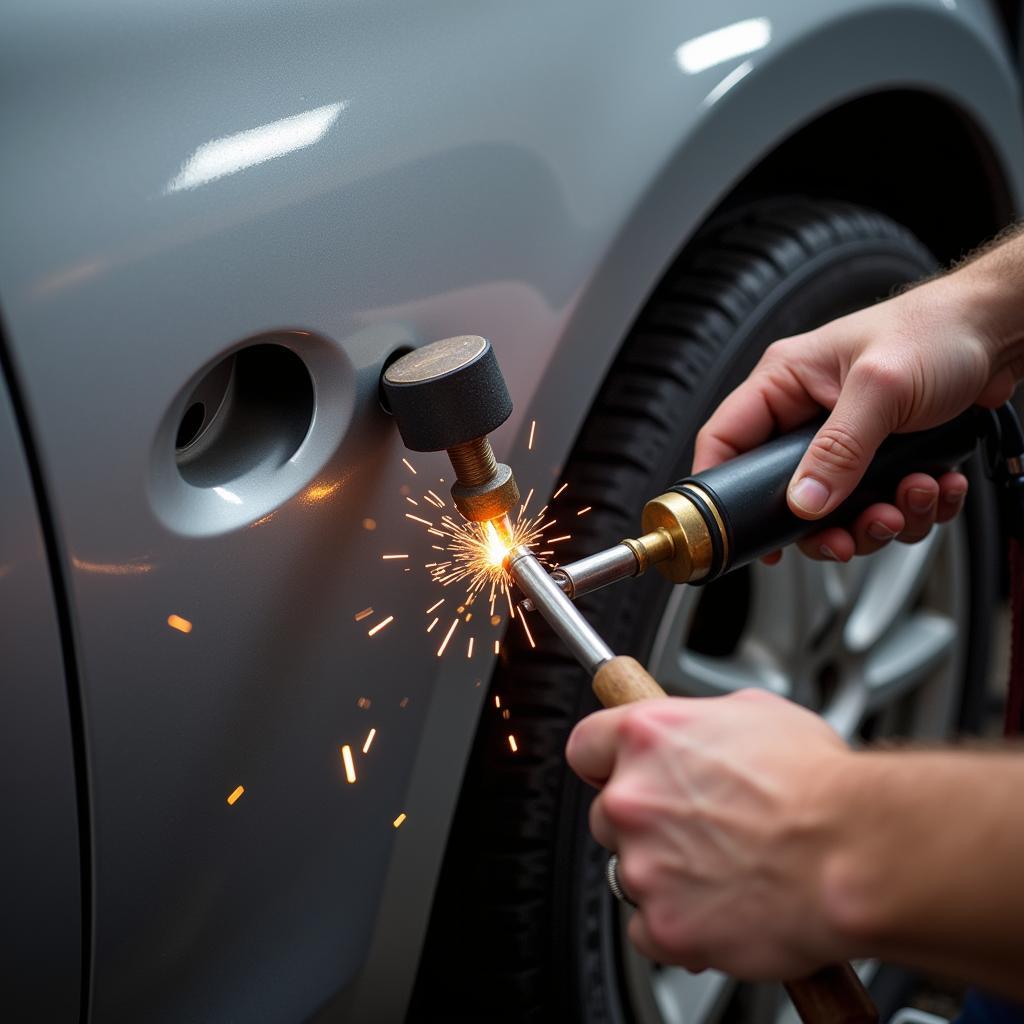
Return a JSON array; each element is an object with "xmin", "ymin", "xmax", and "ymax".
[{"xmin": 446, "ymin": 436, "xmax": 498, "ymax": 487}]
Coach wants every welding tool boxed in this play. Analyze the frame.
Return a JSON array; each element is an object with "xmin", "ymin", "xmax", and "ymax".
[
  {"xmin": 383, "ymin": 334, "xmax": 990, "ymax": 1024},
  {"xmin": 382, "ymin": 335, "xmax": 519, "ymax": 542}
]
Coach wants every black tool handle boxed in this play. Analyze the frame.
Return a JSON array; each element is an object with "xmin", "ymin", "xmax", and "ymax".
[{"xmin": 671, "ymin": 409, "xmax": 983, "ymax": 580}]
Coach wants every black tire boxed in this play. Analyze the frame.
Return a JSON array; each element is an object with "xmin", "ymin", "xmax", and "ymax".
[{"xmin": 408, "ymin": 199, "xmax": 998, "ymax": 1023}]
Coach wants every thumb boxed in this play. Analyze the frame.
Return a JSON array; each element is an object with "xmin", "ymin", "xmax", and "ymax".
[{"xmin": 788, "ymin": 387, "xmax": 897, "ymax": 520}]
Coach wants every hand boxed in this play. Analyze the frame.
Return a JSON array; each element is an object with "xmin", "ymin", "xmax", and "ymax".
[
  {"xmin": 692, "ymin": 276, "xmax": 1015, "ymax": 561},
  {"xmin": 566, "ymin": 690, "xmax": 859, "ymax": 979}
]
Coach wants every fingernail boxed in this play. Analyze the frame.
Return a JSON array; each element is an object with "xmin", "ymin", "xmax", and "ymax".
[
  {"xmin": 790, "ymin": 477, "xmax": 830, "ymax": 515},
  {"xmin": 908, "ymin": 488, "xmax": 936, "ymax": 513},
  {"xmin": 867, "ymin": 522, "xmax": 898, "ymax": 541},
  {"xmin": 819, "ymin": 545, "xmax": 840, "ymax": 561},
  {"xmin": 943, "ymin": 489, "xmax": 967, "ymax": 504}
]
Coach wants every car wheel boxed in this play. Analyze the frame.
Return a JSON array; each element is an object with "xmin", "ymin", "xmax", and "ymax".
[{"xmin": 409, "ymin": 199, "xmax": 998, "ymax": 1024}]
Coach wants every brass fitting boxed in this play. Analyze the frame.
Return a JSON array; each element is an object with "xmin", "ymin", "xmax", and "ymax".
[{"xmin": 640, "ymin": 484, "xmax": 724, "ymax": 583}]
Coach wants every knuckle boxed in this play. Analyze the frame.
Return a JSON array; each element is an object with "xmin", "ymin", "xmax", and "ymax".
[
  {"xmin": 616, "ymin": 706, "xmax": 662, "ymax": 751},
  {"xmin": 808, "ymin": 424, "xmax": 867, "ymax": 473},
  {"xmin": 851, "ymin": 354, "xmax": 906, "ymax": 393},
  {"xmin": 600, "ymin": 783, "xmax": 646, "ymax": 831},
  {"xmin": 617, "ymin": 853, "xmax": 654, "ymax": 900},
  {"xmin": 645, "ymin": 903, "xmax": 693, "ymax": 958}
]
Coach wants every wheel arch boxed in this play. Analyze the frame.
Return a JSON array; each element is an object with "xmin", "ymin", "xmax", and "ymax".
[{"xmin": 520, "ymin": 4, "xmax": 1024, "ymax": 501}]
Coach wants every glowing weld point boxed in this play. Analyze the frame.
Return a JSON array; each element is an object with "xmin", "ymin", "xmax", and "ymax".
[
  {"xmin": 227, "ymin": 785, "xmax": 245, "ymax": 806},
  {"xmin": 362, "ymin": 728, "xmax": 376, "ymax": 754},
  {"xmin": 508, "ymin": 735, "xmax": 518, "ymax": 753},
  {"xmin": 167, "ymin": 614, "xmax": 193, "ymax": 634},
  {"xmin": 340, "ymin": 745, "xmax": 357, "ymax": 783},
  {"xmin": 368, "ymin": 615, "xmax": 394, "ymax": 636},
  {"xmin": 553, "ymin": 483, "xmax": 568, "ymax": 499},
  {"xmin": 354, "ymin": 607, "xmax": 374, "ymax": 622},
  {"xmin": 393, "ymin": 812, "xmax": 407, "ymax": 828},
  {"xmin": 437, "ymin": 618, "xmax": 459, "ymax": 657},
  {"xmin": 520, "ymin": 614, "xmax": 536, "ymax": 649},
  {"xmin": 528, "ymin": 419, "xmax": 536, "ymax": 450},
  {"xmin": 381, "ymin": 554, "xmax": 409, "ymax": 560},
  {"xmin": 402, "ymin": 458, "xmax": 417, "ymax": 474}
]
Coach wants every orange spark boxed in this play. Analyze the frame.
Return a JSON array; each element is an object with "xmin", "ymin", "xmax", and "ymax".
[
  {"xmin": 494, "ymin": 640, "xmax": 500, "ymax": 655},
  {"xmin": 340, "ymin": 745, "xmax": 357, "ymax": 783},
  {"xmin": 553, "ymin": 483, "xmax": 568, "ymax": 499},
  {"xmin": 405, "ymin": 496, "xmax": 419, "ymax": 506},
  {"xmin": 167, "ymin": 614, "xmax": 192, "ymax": 634},
  {"xmin": 426, "ymin": 598, "xmax": 445, "ymax": 614},
  {"xmin": 426, "ymin": 617, "xmax": 439, "ymax": 632},
  {"xmin": 508, "ymin": 735, "xmax": 518, "ymax": 753},
  {"xmin": 528, "ymin": 419, "xmax": 536, "ymax": 450},
  {"xmin": 357, "ymin": 697, "xmax": 371, "ymax": 709},
  {"xmin": 362, "ymin": 728, "xmax": 376, "ymax": 754},
  {"xmin": 368, "ymin": 615, "xmax": 394, "ymax": 636},
  {"xmin": 399, "ymin": 697, "xmax": 409, "ymax": 708},
  {"xmin": 467, "ymin": 637, "xmax": 474, "ymax": 658},
  {"xmin": 548, "ymin": 535, "xmax": 571, "ymax": 543},
  {"xmin": 354, "ymin": 607, "xmax": 374, "ymax": 622},
  {"xmin": 393, "ymin": 812, "xmax": 407, "ymax": 828},
  {"xmin": 520, "ymin": 614, "xmax": 536, "ymax": 649},
  {"xmin": 227, "ymin": 785, "xmax": 245, "ymax": 805},
  {"xmin": 362, "ymin": 518, "xmax": 377, "ymax": 531},
  {"xmin": 437, "ymin": 618, "xmax": 459, "ymax": 657},
  {"xmin": 405, "ymin": 513, "xmax": 434, "ymax": 527},
  {"xmin": 381, "ymin": 553, "xmax": 408, "ymax": 560},
  {"xmin": 495, "ymin": 695, "xmax": 501, "ymax": 708},
  {"xmin": 402, "ymin": 458, "xmax": 417, "ymax": 474},
  {"xmin": 577, "ymin": 506, "xmax": 592, "ymax": 516}
]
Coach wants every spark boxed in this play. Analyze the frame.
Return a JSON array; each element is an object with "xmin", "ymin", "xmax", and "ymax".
[
  {"xmin": 393, "ymin": 812, "xmax": 407, "ymax": 828},
  {"xmin": 548, "ymin": 535, "xmax": 571, "ymax": 544},
  {"xmin": 528, "ymin": 419, "xmax": 536, "ymax": 450},
  {"xmin": 354, "ymin": 607, "xmax": 374, "ymax": 622},
  {"xmin": 362, "ymin": 728, "xmax": 376, "ymax": 754},
  {"xmin": 553, "ymin": 483, "xmax": 568, "ymax": 499},
  {"xmin": 508, "ymin": 735, "xmax": 518, "ymax": 753},
  {"xmin": 494, "ymin": 640, "xmax": 500, "ymax": 654},
  {"xmin": 437, "ymin": 618, "xmax": 459, "ymax": 657},
  {"xmin": 399, "ymin": 697, "xmax": 409, "ymax": 708},
  {"xmin": 467, "ymin": 637, "xmax": 474, "ymax": 658},
  {"xmin": 368, "ymin": 615, "xmax": 394, "ymax": 636},
  {"xmin": 227, "ymin": 785, "xmax": 245, "ymax": 805},
  {"xmin": 426, "ymin": 617, "xmax": 439, "ymax": 632},
  {"xmin": 520, "ymin": 614, "xmax": 536, "ymax": 649},
  {"xmin": 167, "ymin": 614, "xmax": 193, "ymax": 634},
  {"xmin": 357, "ymin": 697, "xmax": 371, "ymax": 709},
  {"xmin": 502, "ymin": 709, "xmax": 510, "ymax": 720},
  {"xmin": 362, "ymin": 518, "xmax": 377, "ymax": 531},
  {"xmin": 427, "ymin": 490, "xmax": 446, "ymax": 507},
  {"xmin": 405, "ymin": 496, "xmax": 419, "ymax": 506},
  {"xmin": 402, "ymin": 458, "xmax": 417, "ymax": 474},
  {"xmin": 521, "ymin": 488, "xmax": 534, "ymax": 513},
  {"xmin": 340, "ymin": 745, "xmax": 357, "ymax": 783},
  {"xmin": 577, "ymin": 506, "xmax": 592, "ymax": 516},
  {"xmin": 495, "ymin": 695, "xmax": 501, "ymax": 708},
  {"xmin": 426, "ymin": 598, "xmax": 445, "ymax": 614},
  {"xmin": 381, "ymin": 553, "xmax": 408, "ymax": 560},
  {"xmin": 405, "ymin": 513, "xmax": 434, "ymax": 527}
]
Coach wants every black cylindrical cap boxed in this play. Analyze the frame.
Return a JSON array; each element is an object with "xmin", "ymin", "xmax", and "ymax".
[{"xmin": 382, "ymin": 336, "xmax": 513, "ymax": 451}]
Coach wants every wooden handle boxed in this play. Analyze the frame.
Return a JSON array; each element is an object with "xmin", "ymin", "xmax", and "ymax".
[{"xmin": 590, "ymin": 657, "xmax": 878, "ymax": 1024}]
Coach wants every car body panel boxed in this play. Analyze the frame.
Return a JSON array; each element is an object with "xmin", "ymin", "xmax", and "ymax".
[
  {"xmin": 0, "ymin": 370, "xmax": 81, "ymax": 1023},
  {"xmin": 0, "ymin": 0, "xmax": 1021, "ymax": 1021}
]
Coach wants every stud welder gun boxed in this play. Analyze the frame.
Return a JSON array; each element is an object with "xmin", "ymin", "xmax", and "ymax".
[{"xmin": 381, "ymin": 335, "xmax": 995, "ymax": 1024}]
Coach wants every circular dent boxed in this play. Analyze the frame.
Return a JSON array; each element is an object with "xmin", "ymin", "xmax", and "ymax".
[{"xmin": 149, "ymin": 330, "xmax": 359, "ymax": 537}]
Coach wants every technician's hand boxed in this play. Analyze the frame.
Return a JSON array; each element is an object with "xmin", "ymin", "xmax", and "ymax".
[
  {"xmin": 566, "ymin": 689, "xmax": 859, "ymax": 978},
  {"xmin": 692, "ymin": 275, "xmax": 1016, "ymax": 561}
]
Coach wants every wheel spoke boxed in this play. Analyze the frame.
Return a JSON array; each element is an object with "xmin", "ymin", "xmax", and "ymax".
[
  {"xmin": 862, "ymin": 610, "xmax": 957, "ymax": 713},
  {"xmin": 844, "ymin": 530, "xmax": 942, "ymax": 653},
  {"xmin": 674, "ymin": 648, "xmax": 790, "ymax": 698}
]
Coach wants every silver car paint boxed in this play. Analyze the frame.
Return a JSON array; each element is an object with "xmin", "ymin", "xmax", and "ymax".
[{"xmin": 0, "ymin": 1, "xmax": 1021, "ymax": 1022}]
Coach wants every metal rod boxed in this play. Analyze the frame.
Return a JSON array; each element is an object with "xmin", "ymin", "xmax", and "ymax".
[
  {"xmin": 507, "ymin": 546, "xmax": 614, "ymax": 677},
  {"xmin": 521, "ymin": 542, "xmax": 640, "ymax": 611}
]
